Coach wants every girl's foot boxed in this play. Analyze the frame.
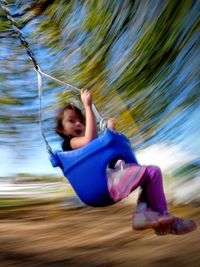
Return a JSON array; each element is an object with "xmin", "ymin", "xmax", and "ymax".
[
  {"xmin": 154, "ymin": 217, "xmax": 197, "ymax": 235},
  {"xmin": 132, "ymin": 203, "xmax": 174, "ymax": 230}
]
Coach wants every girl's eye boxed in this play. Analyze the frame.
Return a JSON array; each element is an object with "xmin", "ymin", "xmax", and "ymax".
[{"xmin": 66, "ymin": 119, "xmax": 74, "ymax": 123}]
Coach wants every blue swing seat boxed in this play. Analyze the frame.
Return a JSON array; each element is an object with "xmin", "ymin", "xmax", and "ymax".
[{"xmin": 50, "ymin": 129, "xmax": 138, "ymax": 207}]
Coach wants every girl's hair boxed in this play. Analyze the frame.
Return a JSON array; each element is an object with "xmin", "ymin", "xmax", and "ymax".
[{"xmin": 55, "ymin": 103, "xmax": 85, "ymax": 138}]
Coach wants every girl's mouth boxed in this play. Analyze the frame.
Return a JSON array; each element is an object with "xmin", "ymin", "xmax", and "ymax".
[{"xmin": 75, "ymin": 129, "xmax": 83, "ymax": 135}]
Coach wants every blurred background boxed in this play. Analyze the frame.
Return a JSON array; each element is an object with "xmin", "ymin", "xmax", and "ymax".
[
  {"xmin": 0, "ymin": 0, "xmax": 199, "ymax": 206},
  {"xmin": 0, "ymin": 1, "xmax": 200, "ymax": 267}
]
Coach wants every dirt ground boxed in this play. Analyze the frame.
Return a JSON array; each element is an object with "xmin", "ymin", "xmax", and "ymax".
[{"xmin": 0, "ymin": 202, "xmax": 199, "ymax": 267}]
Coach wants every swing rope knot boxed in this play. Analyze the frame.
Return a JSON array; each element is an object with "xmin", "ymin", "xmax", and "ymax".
[{"xmin": 99, "ymin": 119, "xmax": 108, "ymax": 131}]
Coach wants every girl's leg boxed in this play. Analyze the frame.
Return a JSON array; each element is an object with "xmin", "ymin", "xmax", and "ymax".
[
  {"xmin": 138, "ymin": 166, "xmax": 168, "ymax": 213},
  {"xmin": 132, "ymin": 166, "xmax": 174, "ymax": 230}
]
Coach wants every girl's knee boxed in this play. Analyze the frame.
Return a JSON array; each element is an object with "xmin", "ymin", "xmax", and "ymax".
[{"xmin": 146, "ymin": 166, "xmax": 162, "ymax": 180}]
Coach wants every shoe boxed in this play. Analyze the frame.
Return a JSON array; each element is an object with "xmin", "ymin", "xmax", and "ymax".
[{"xmin": 154, "ymin": 217, "xmax": 197, "ymax": 235}]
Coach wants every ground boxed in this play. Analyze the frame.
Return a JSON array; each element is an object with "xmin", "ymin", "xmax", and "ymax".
[{"xmin": 0, "ymin": 202, "xmax": 199, "ymax": 267}]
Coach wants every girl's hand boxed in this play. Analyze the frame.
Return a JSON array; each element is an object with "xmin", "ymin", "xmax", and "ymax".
[
  {"xmin": 81, "ymin": 89, "xmax": 92, "ymax": 107},
  {"xmin": 107, "ymin": 118, "xmax": 117, "ymax": 131}
]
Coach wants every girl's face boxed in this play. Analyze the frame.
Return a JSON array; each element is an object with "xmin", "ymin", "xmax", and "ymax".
[{"xmin": 62, "ymin": 109, "xmax": 85, "ymax": 137}]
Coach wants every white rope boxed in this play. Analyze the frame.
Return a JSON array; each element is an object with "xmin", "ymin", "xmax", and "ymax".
[
  {"xmin": 38, "ymin": 68, "xmax": 80, "ymax": 93},
  {"xmin": 36, "ymin": 67, "xmax": 53, "ymax": 153},
  {"xmin": 36, "ymin": 67, "xmax": 105, "ymax": 125}
]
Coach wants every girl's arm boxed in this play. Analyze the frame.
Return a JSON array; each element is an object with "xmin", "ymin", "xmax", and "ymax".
[{"xmin": 70, "ymin": 89, "xmax": 98, "ymax": 149}]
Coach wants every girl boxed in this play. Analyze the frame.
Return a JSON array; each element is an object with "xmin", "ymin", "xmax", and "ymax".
[{"xmin": 55, "ymin": 89, "xmax": 197, "ymax": 235}]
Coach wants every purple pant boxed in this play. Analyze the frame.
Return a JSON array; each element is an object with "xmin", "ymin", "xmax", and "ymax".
[{"xmin": 136, "ymin": 166, "xmax": 168, "ymax": 213}]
